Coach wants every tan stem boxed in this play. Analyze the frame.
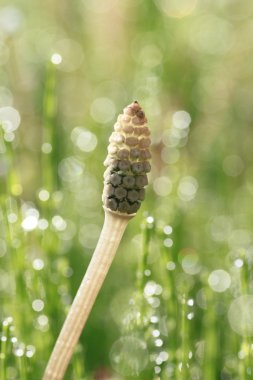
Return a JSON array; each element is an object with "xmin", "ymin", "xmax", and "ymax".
[{"xmin": 43, "ymin": 209, "xmax": 132, "ymax": 380}]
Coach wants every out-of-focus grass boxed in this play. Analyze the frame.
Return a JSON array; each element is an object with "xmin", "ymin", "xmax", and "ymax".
[{"xmin": 1, "ymin": 0, "xmax": 253, "ymax": 379}]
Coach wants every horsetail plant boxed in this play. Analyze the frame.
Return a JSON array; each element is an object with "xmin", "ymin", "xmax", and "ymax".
[{"xmin": 43, "ymin": 101, "xmax": 152, "ymax": 380}]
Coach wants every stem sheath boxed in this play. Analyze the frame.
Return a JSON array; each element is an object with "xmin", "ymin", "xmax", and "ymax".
[{"xmin": 43, "ymin": 209, "xmax": 132, "ymax": 380}]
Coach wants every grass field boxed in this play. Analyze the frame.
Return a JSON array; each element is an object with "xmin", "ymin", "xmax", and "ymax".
[{"xmin": 0, "ymin": 1, "xmax": 253, "ymax": 379}]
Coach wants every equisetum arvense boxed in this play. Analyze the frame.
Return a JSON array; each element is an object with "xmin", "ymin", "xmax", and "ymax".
[{"xmin": 43, "ymin": 101, "xmax": 151, "ymax": 380}]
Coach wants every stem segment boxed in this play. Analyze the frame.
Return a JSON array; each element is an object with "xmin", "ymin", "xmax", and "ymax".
[{"xmin": 43, "ymin": 209, "xmax": 133, "ymax": 380}]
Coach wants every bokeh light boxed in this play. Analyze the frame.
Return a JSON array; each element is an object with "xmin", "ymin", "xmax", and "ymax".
[
  {"xmin": 71, "ymin": 127, "xmax": 97, "ymax": 152},
  {"xmin": 154, "ymin": 0, "xmax": 198, "ymax": 18},
  {"xmin": 51, "ymin": 53, "xmax": 62, "ymax": 65},
  {"xmin": 0, "ymin": 107, "xmax": 21, "ymax": 133},
  {"xmin": 208, "ymin": 270, "xmax": 231, "ymax": 293},
  {"xmin": 1, "ymin": 1, "xmax": 253, "ymax": 378},
  {"xmin": 58, "ymin": 157, "xmax": 84, "ymax": 182},
  {"xmin": 90, "ymin": 97, "xmax": 116, "ymax": 124},
  {"xmin": 0, "ymin": 6, "xmax": 23, "ymax": 35},
  {"xmin": 110, "ymin": 336, "xmax": 149, "ymax": 376},
  {"xmin": 51, "ymin": 39, "xmax": 84, "ymax": 72},
  {"xmin": 178, "ymin": 176, "xmax": 198, "ymax": 202},
  {"xmin": 228, "ymin": 296, "xmax": 253, "ymax": 337},
  {"xmin": 153, "ymin": 176, "xmax": 172, "ymax": 196},
  {"xmin": 189, "ymin": 14, "xmax": 234, "ymax": 55},
  {"xmin": 223, "ymin": 155, "xmax": 244, "ymax": 177}
]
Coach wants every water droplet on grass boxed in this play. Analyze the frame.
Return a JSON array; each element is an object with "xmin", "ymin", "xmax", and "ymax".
[
  {"xmin": 152, "ymin": 329, "xmax": 160, "ymax": 338},
  {"xmin": 146, "ymin": 216, "xmax": 154, "ymax": 224},
  {"xmin": 38, "ymin": 219, "xmax": 49, "ymax": 230},
  {"xmin": 166, "ymin": 261, "xmax": 176, "ymax": 271},
  {"xmin": 32, "ymin": 299, "xmax": 44, "ymax": 312},
  {"xmin": 32, "ymin": 258, "xmax": 44, "ymax": 271},
  {"xmin": 164, "ymin": 225, "xmax": 173, "ymax": 235},
  {"xmin": 14, "ymin": 346, "xmax": 25, "ymax": 357},
  {"xmin": 21, "ymin": 215, "xmax": 38, "ymax": 231},
  {"xmin": 51, "ymin": 53, "xmax": 62, "ymax": 65},
  {"xmin": 164, "ymin": 238, "xmax": 173, "ymax": 247},
  {"xmin": 234, "ymin": 258, "xmax": 244, "ymax": 268},
  {"xmin": 38, "ymin": 189, "xmax": 50, "ymax": 201},
  {"xmin": 187, "ymin": 298, "xmax": 194, "ymax": 306},
  {"xmin": 155, "ymin": 338, "xmax": 163, "ymax": 347},
  {"xmin": 26, "ymin": 345, "xmax": 36, "ymax": 358},
  {"xmin": 144, "ymin": 281, "xmax": 161, "ymax": 297},
  {"xmin": 150, "ymin": 315, "xmax": 159, "ymax": 323}
]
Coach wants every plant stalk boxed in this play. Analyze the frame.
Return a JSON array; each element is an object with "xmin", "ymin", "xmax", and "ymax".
[{"xmin": 43, "ymin": 208, "xmax": 133, "ymax": 380}]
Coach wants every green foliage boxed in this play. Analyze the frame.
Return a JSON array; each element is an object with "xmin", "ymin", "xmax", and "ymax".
[{"xmin": 1, "ymin": 0, "xmax": 253, "ymax": 379}]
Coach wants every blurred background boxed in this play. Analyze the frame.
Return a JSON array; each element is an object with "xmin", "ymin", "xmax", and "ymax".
[{"xmin": 0, "ymin": 0, "xmax": 253, "ymax": 379}]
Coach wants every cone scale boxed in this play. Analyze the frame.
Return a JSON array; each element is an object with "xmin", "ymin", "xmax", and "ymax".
[{"xmin": 103, "ymin": 101, "xmax": 151, "ymax": 214}]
